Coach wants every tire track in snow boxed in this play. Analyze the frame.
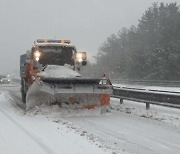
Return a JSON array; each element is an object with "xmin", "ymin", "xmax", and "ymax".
[
  {"xmin": 80, "ymin": 120, "xmax": 157, "ymax": 154},
  {"xmin": 0, "ymin": 108, "xmax": 55, "ymax": 154}
]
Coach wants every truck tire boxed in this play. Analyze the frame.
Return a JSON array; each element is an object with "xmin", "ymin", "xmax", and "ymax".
[
  {"xmin": 22, "ymin": 90, "xmax": 26, "ymax": 103},
  {"xmin": 21, "ymin": 78, "xmax": 26, "ymax": 103}
]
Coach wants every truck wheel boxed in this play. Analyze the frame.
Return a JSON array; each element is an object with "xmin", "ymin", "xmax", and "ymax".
[
  {"xmin": 22, "ymin": 91, "xmax": 26, "ymax": 103},
  {"xmin": 21, "ymin": 78, "xmax": 26, "ymax": 103}
]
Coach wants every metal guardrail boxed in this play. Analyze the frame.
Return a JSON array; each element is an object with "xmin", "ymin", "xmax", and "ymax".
[
  {"xmin": 11, "ymin": 79, "xmax": 21, "ymax": 84},
  {"xmin": 112, "ymin": 86, "xmax": 180, "ymax": 109}
]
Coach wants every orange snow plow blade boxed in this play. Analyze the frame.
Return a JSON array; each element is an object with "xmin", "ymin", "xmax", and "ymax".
[{"xmin": 26, "ymin": 78, "xmax": 112, "ymax": 110}]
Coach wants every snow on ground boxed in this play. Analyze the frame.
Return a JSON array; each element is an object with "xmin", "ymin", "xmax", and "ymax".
[
  {"xmin": 0, "ymin": 90, "xmax": 113, "ymax": 154},
  {"xmin": 112, "ymin": 83, "xmax": 180, "ymax": 127},
  {"xmin": 1, "ymin": 83, "xmax": 180, "ymax": 154},
  {"xmin": 110, "ymin": 98, "xmax": 180, "ymax": 127},
  {"xmin": 63, "ymin": 100, "xmax": 180, "ymax": 154}
]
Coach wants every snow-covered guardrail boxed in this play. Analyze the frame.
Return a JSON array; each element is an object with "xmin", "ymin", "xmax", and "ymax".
[
  {"xmin": 111, "ymin": 79, "xmax": 180, "ymax": 87},
  {"xmin": 112, "ymin": 86, "xmax": 180, "ymax": 109}
]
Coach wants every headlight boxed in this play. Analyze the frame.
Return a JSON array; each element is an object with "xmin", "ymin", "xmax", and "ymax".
[
  {"xmin": 0, "ymin": 79, "xmax": 2, "ymax": 82},
  {"xmin": 35, "ymin": 57, "xmax": 40, "ymax": 61},
  {"xmin": 75, "ymin": 52, "xmax": 86, "ymax": 62},
  {"xmin": 34, "ymin": 50, "xmax": 41, "ymax": 61}
]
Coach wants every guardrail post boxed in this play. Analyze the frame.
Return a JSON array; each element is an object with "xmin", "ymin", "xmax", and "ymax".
[
  {"xmin": 146, "ymin": 103, "xmax": 150, "ymax": 110},
  {"xmin": 120, "ymin": 98, "xmax": 123, "ymax": 104}
]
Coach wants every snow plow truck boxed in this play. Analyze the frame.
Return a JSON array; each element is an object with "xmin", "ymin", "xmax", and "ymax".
[{"xmin": 20, "ymin": 39, "xmax": 112, "ymax": 110}]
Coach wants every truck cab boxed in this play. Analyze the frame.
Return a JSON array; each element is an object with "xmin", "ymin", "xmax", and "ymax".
[
  {"xmin": 32, "ymin": 39, "xmax": 87, "ymax": 71},
  {"xmin": 20, "ymin": 39, "xmax": 87, "ymax": 103}
]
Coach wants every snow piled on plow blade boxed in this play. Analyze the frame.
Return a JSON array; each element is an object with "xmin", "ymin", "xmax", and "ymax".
[{"xmin": 38, "ymin": 65, "xmax": 81, "ymax": 78}]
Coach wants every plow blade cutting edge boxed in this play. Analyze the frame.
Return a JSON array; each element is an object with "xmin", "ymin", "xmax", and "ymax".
[{"xmin": 26, "ymin": 78, "xmax": 112, "ymax": 110}]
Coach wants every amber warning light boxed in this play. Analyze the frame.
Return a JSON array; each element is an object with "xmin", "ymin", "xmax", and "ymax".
[{"xmin": 36, "ymin": 39, "xmax": 71, "ymax": 44}]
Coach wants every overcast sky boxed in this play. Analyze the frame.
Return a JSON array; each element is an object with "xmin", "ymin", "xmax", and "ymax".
[{"xmin": 0, "ymin": 0, "xmax": 179, "ymax": 73}]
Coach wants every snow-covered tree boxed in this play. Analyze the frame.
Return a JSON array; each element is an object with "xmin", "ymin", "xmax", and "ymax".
[{"xmin": 93, "ymin": 2, "xmax": 180, "ymax": 80}]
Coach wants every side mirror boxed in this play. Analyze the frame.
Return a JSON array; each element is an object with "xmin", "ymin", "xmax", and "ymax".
[{"xmin": 82, "ymin": 61, "xmax": 87, "ymax": 66}]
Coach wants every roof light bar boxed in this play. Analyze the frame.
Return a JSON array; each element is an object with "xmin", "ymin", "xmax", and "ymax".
[{"xmin": 36, "ymin": 39, "xmax": 71, "ymax": 44}]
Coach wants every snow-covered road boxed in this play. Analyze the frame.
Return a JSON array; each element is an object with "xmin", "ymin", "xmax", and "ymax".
[
  {"xmin": 0, "ymin": 86, "xmax": 109, "ymax": 154},
  {"xmin": 0, "ymin": 83, "xmax": 180, "ymax": 154},
  {"xmin": 65, "ymin": 102, "xmax": 180, "ymax": 154}
]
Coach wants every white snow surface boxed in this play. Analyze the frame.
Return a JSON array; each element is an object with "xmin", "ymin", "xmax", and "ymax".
[
  {"xmin": 0, "ymin": 90, "xmax": 111, "ymax": 154},
  {"xmin": 1, "ymin": 83, "xmax": 180, "ymax": 154},
  {"xmin": 39, "ymin": 65, "xmax": 81, "ymax": 78}
]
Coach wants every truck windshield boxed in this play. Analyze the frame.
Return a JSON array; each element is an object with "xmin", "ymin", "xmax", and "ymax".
[{"xmin": 38, "ymin": 46, "xmax": 76, "ymax": 66}]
